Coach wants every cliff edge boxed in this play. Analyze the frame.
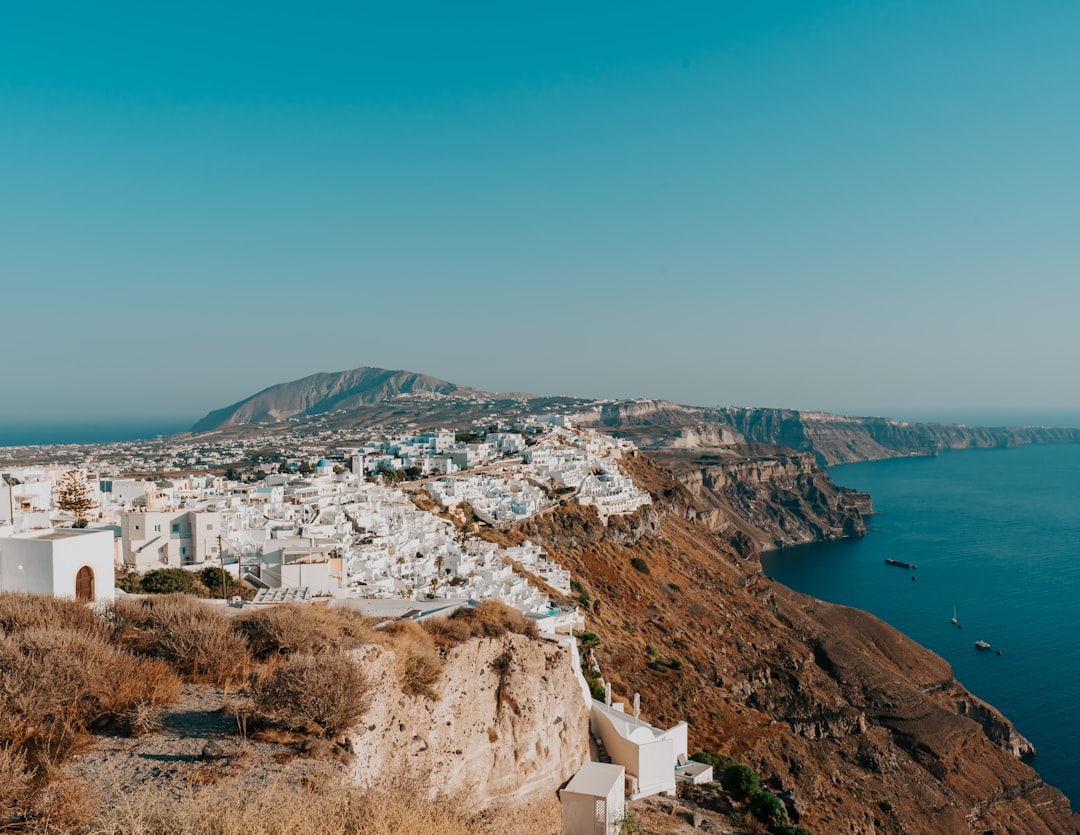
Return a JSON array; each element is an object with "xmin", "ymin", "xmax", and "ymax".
[{"xmin": 487, "ymin": 452, "xmax": 1079, "ymax": 834}]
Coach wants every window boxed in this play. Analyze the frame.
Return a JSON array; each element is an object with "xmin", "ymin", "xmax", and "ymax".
[
  {"xmin": 172, "ymin": 524, "xmax": 180, "ymax": 533},
  {"xmin": 154, "ymin": 525, "xmax": 161, "ymax": 532},
  {"xmin": 207, "ymin": 523, "xmax": 214, "ymax": 530}
]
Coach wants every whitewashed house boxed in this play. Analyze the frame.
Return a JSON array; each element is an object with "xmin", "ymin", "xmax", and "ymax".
[
  {"xmin": 560, "ymin": 761, "xmax": 625, "ymax": 835},
  {"xmin": 0, "ymin": 528, "xmax": 115, "ymax": 603},
  {"xmin": 590, "ymin": 699, "xmax": 688, "ymax": 799}
]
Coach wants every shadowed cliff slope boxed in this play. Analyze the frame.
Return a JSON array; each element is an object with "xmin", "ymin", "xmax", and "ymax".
[{"xmin": 483, "ymin": 452, "xmax": 1079, "ymax": 834}]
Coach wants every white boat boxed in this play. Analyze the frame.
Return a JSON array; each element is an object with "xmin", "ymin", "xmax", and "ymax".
[
  {"xmin": 951, "ymin": 605, "xmax": 957, "ymax": 625},
  {"xmin": 974, "ymin": 639, "xmax": 991, "ymax": 650}
]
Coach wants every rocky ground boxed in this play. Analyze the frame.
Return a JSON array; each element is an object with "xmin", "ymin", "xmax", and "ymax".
[{"xmin": 63, "ymin": 684, "xmax": 345, "ymax": 810}]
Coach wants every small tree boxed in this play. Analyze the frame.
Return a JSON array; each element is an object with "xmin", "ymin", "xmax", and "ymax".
[
  {"xmin": 198, "ymin": 566, "xmax": 233, "ymax": 597},
  {"xmin": 56, "ymin": 469, "xmax": 95, "ymax": 527}
]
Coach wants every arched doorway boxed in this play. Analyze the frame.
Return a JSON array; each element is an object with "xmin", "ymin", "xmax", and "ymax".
[{"xmin": 75, "ymin": 566, "xmax": 95, "ymax": 602}]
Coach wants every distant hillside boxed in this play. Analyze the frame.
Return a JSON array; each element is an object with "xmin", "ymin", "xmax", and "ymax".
[
  {"xmin": 193, "ymin": 368, "xmax": 1080, "ymax": 464},
  {"xmin": 573, "ymin": 400, "xmax": 1080, "ymax": 466},
  {"xmin": 191, "ymin": 367, "xmax": 486, "ymax": 432}
]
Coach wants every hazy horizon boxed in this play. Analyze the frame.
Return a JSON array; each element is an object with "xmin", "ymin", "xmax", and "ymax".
[{"xmin": 3, "ymin": 3, "xmax": 1078, "ymax": 425}]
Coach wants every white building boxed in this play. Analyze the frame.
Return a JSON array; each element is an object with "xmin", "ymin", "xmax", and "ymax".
[
  {"xmin": 590, "ymin": 699, "xmax": 688, "ymax": 799},
  {"xmin": 560, "ymin": 761, "xmax": 625, "ymax": 835},
  {"xmin": 0, "ymin": 528, "xmax": 116, "ymax": 603}
]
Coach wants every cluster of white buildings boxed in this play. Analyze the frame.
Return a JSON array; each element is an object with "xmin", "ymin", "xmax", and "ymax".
[
  {"xmin": 1, "ymin": 414, "xmax": 713, "ymax": 831},
  {"xmin": 425, "ymin": 422, "xmax": 651, "ymax": 526},
  {"xmin": 0, "ymin": 419, "xmax": 644, "ymax": 626}
]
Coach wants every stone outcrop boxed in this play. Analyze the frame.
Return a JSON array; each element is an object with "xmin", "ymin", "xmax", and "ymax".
[
  {"xmin": 650, "ymin": 445, "xmax": 869, "ymax": 552},
  {"xmin": 345, "ymin": 632, "xmax": 589, "ymax": 809}
]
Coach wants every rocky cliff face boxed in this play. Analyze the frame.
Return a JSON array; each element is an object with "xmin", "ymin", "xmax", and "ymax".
[
  {"xmin": 345, "ymin": 631, "xmax": 589, "ymax": 809},
  {"xmin": 488, "ymin": 453, "xmax": 1079, "ymax": 834},
  {"xmin": 650, "ymin": 445, "xmax": 869, "ymax": 552},
  {"xmin": 575, "ymin": 400, "xmax": 1080, "ymax": 466}
]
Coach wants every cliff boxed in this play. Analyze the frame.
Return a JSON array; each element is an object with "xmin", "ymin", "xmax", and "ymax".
[
  {"xmin": 346, "ymin": 631, "xmax": 589, "ymax": 809},
  {"xmin": 485, "ymin": 452, "xmax": 1079, "ymax": 834},
  {"xmin": 650, "ymin": 445, "xmax": 869, "ymax": 552},
  {"xmin": 575, "ymin": 400, "xmax": 1080, "ymax": 466}
]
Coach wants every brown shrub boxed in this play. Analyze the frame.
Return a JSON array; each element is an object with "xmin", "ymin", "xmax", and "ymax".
[
  {"xmin": 0, "ymin": 592, "xmax": 103, "ymax": 637},
  {"xmin": 106, "ymin": 594, "xmax": 250, "ymax": 685},
  {"xmin": 251, "ymin": 652, "xmax": 371, "ymax": 737},
  {"xmin": 377, "ymin": 620, "xmax": 442, "ymax": 698},
  {"xmin": 422, "ymin": 600, "xmax": 538, "ymax": 648},
  {"xmin": 234, "ymin": 603, "xmax": 373, "ymax": 660},
  {"xmin": 422, "ymin": 616, "xmax": 474, "ymax": 650},
  {"xmin": 0, "ymin": 624, "xmax": 182, "ymax": 774},
  {"xmin": 0, "ymin": 743, "xmax": 35, "ymax": 821}
]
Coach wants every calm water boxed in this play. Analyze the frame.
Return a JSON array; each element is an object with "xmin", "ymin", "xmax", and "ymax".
[
  {"xmin": 761, "ymin": 443, "xmax": 1080, "ymax": 806},
  {"xmin": 0, "ymin": 421, "xmax": 189, "ymax": 448}
]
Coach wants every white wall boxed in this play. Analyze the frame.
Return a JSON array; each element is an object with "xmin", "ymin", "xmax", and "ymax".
[
  {"xmin": 560, "ymin": 763, "xmax": 625, "ymax": 835},
  {"xmin": 590, "ymin": 701, "xmax": 686, "ymax": 798},
  {"xmin": 0, "ymin": 528, "xmax": 115, "ymax": 603}
]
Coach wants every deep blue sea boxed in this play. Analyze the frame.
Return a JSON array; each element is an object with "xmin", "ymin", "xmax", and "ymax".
[
  {"xmin": 761, "ymin": 442, "xmax": 1080, "ymax": 806},
  {"xmin": 0, "ymin": 421, "xmax": 190, "ymax": 448}
]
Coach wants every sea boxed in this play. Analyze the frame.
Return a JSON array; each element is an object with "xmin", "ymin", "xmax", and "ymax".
[
  {"xmin": 761, "ymin": 441, "xmax": 1080, "ymax": 806},
  {"xmin": 0, "ymin": 421, "xmax": 190, "ymax": 448}
]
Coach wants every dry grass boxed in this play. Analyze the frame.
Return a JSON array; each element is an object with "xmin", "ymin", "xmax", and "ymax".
[
  {"xmin": 0, "ymin": 603, "xmax": 182, "ymax": 827},
  {"xmin": 0, "ymin": 627, "xmax": 182, "ymax": 777},
  {"xmin": 377, "ymin": 620, "xmax": 442, "ymax": 698},
  {"xmin": 108, "ymin": 595, "xmax": 251, "ymax": 685},
  {"xmin": 233, "ymin": 604, "xmax": 373, "ymax": 660},
  {"xmin": 71, "ymin": 770, "xmax": 487, "ymax": 835},
  {"xmin": 0, "ymin": 592, "xmax": 104, "ymax": 636},
  {"xmin": 0, "ymin": 594, "xmax": 556, "ymax": 832},
  {"xmin": 251, "ymin": 652, "xmax": 371, "ymax": 737},
  {"xmin": 423, "ymin": 599, "xmax": 538, "ymax": 649}
]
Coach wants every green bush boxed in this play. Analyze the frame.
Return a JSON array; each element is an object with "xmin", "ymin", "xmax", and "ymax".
[
  {"xmin": 691, "ymin": 750, "xmax": 736, "ymax": 771},
  {"xmin": 197, "ymin": 566, "xmax": 235, "ymax": 596},
  {"xmin": 141, "ymin": 568, "xmax": 196, "ymax": 595},
  {"xmin": 630, "ymin": 557, "xmax": 650, "ymax": 574},
  {"xmin": 772, "ymin": 826, "xmax": 815, "ymax": 835},
  {"xmin": 748, "ymin": 790, "xmax": 787, "ymax": 828},
  {"xmin": 720, "ymin": 763, "xmax": 760, "ymax": 800}
]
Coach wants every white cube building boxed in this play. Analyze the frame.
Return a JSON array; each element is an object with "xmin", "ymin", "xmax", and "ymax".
[{"xmin": 0, "ymin": 528, "xmax": 116, "ymax": 603}]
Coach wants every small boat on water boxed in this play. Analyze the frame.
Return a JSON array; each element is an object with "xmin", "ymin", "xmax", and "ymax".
[
  {"xmin": 975, "ymin": 639, "xmax": 991, "ymax": 650},
  {"xmin": 885, "ymin": 557, "xmax": 917, "ymax": 569},
  {"xmin": 951, "ymin": 605, "xmax": 958, "ymax": 625}
]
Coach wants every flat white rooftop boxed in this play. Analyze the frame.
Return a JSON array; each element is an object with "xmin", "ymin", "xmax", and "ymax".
[{"xmin": 563, "ymin": 761, "xmax": 624, "ymax": 798}]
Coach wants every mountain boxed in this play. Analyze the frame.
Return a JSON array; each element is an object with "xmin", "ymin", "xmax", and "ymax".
[{"xmin": 191, "ymin": 367, "xmax": 489, "ymax": 432}]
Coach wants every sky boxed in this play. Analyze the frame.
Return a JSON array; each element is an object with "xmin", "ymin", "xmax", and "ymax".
[{"xmin": 2, "ymin": 1, "xmax": 1079, "ymax": 432}]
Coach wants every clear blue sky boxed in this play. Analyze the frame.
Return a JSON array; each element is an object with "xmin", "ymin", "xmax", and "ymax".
[{"xmin": 2, "ymin": 1, "xmax": 1078, "ymax": 428}]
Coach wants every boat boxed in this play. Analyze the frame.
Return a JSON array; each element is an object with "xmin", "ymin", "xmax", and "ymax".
[
  {"xmin": 951, "ymin": 605, "xmax": 957, "ymax": 625},
  {"xmin": 975, "ymin": 639, "xmax": 991, "ymax": 650},
  {"xmin": 885, "ymin": 558, "xmax": 917, "ymax": 569}
]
